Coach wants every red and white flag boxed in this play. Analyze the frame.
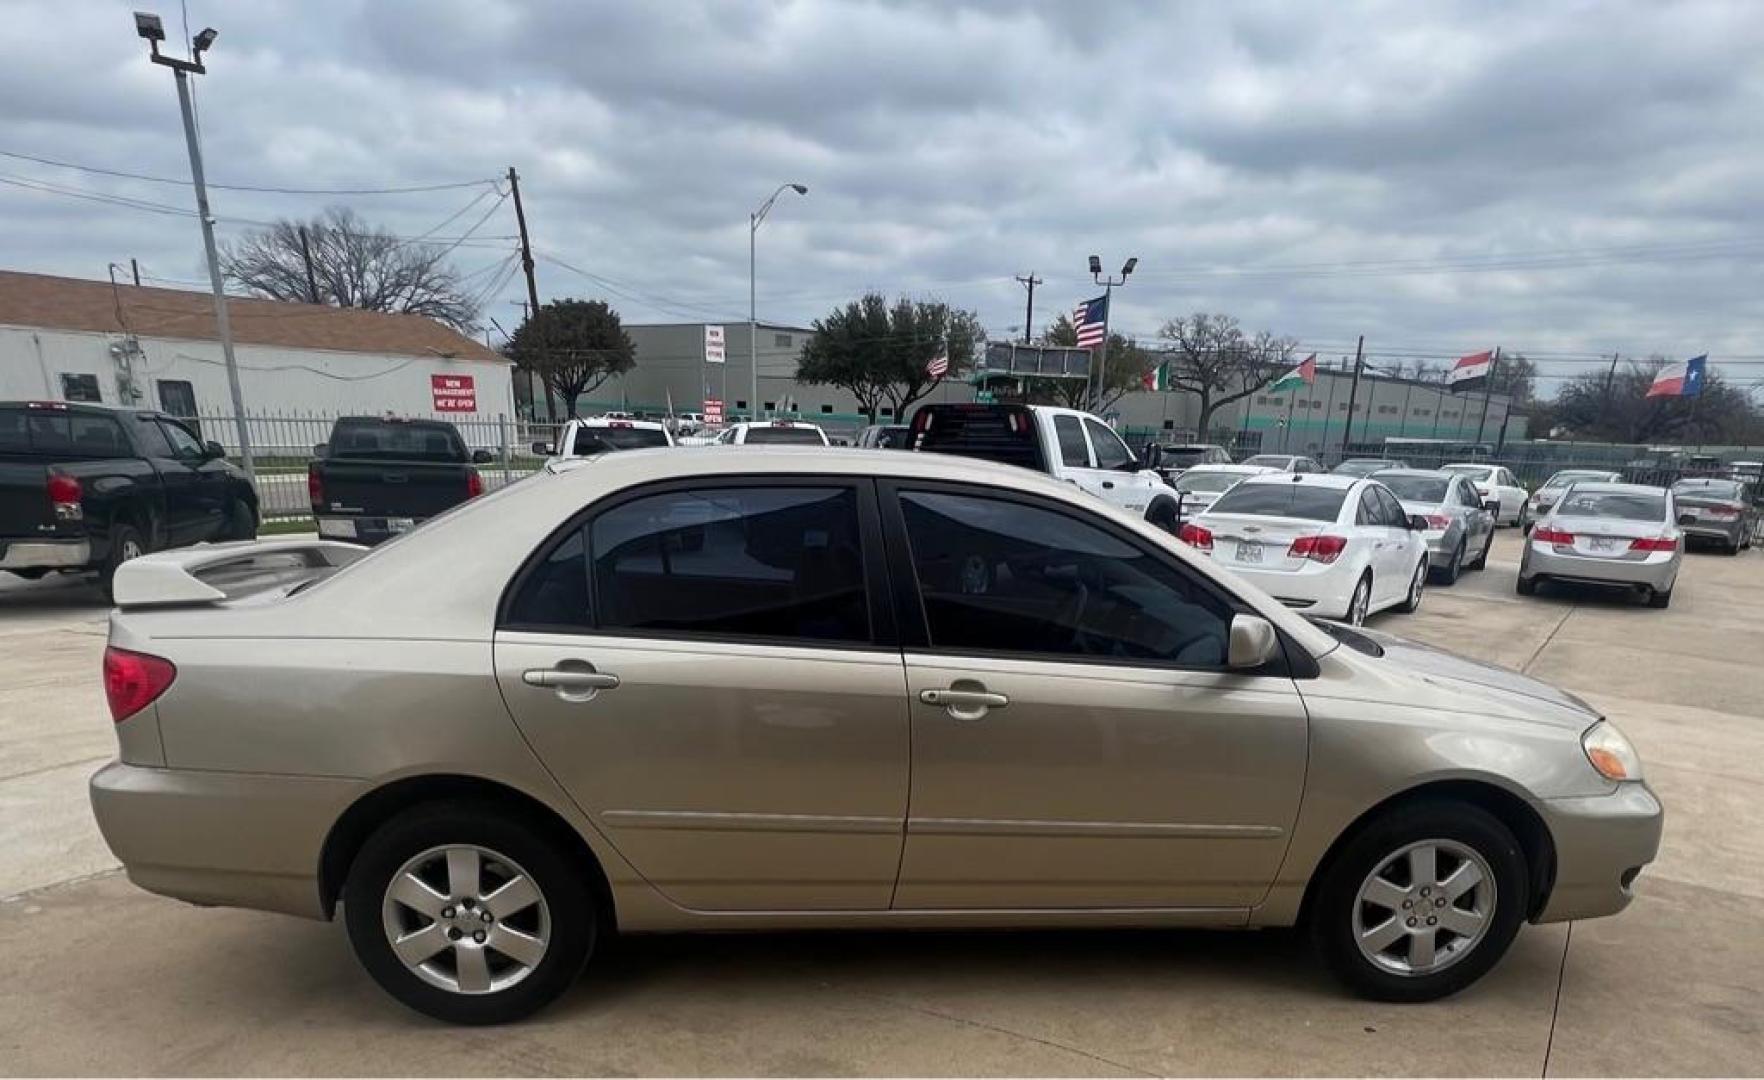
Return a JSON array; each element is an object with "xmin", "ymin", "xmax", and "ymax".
[
  {"xmin": 927, "ymin": 349, "xmax": 949, "ymax": 379},
  {"xmin": 1447, "ymin": 350, "xmax": 1494, "ymax": 390}
]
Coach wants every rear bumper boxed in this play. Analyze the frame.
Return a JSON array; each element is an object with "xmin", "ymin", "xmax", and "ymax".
[
  {"xmin": 1221, "ymin": 563, "xmax": 1358, "ymax": 619},
  {"xmin": 0, "ymin": 538, "xmax": 91, "ymax": 570},
  {"xmin": 1680, "ymin": 522, "xmax": 1744, "ymax": 545},
  {"xmin": 316, "ymin": 516, "xmax": 426, "ymax": 546},
  {"xmin": 1535, "ymin": 783, "xmax": 1663, "ymax": 923},
  {"xmin": 89, "ymin": 760, "xmax": 361, "ymax": 920},
  {"xmin": 1521, "ymin": 543, "xmax": 1678, "ymax": 591}
]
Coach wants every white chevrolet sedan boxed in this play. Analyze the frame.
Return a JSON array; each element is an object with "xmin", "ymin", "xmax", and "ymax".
[{"xmin": 1182, "ymin": 473, "xmax": 1431, "ymax": 624}]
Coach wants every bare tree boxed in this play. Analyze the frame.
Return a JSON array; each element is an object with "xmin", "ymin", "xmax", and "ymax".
[
  {"xmin": 221, "ymin": 207, "xmax": 481, "ymax": 331},
  {"xmin": 1157, "ymin": 314, "xmax": 1295, "ymax": 435}
]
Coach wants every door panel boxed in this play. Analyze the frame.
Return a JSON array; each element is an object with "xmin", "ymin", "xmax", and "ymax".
[
  {"xmin": 496, "ymin": 634, "xmax": 909, "ymax": 910},
  {"xmin": 895, "ymin": 653, "xmax": 1308, "ymax": 909}
]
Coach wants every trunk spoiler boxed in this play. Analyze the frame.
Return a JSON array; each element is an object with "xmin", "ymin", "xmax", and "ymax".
[{"xmin": 111, "ymin": 539, "xmax": 369, "ymax": 608}]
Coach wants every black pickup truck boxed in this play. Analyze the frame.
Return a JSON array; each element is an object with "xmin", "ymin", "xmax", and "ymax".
[
  {"xmin": 0, "ymin": 401, "xmax": 259, "ymax": 594},
  {"xmin": 308, "ymin": 416, "xmax": 492, "ymax": 545}
]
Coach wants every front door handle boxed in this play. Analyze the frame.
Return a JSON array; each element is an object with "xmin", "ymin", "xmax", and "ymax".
[
  {"xmin": 920, "ymin": 686, "xmax": 1009, "ymax": 721},
  {"xmin": 1101, "ymin": 480, "xmax": 1116, "ymax": 489},
  {"xmin": 523, "ymin": 664, "xmax": 620, "ymax": 702}
]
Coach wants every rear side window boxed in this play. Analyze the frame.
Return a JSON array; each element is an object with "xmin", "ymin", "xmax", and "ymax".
[
  {"xmin": 590, "ymin": 486, "xmax": 869, "ymax": 642},
  {"xmin": 0, "ymin": 409, "xmax": 127, "ymax": 456},
  {"xmin": 1054, "ymin": 416, "xmax": 1089, "ymax": 467},
  {"xmin": 1210, "ymin": 482, "xmax": 1347, "ymax": 522}
]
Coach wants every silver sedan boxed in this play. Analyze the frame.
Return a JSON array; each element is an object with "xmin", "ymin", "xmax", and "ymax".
[
  {"xmin": 1372, "ymin": 470, "xmax": 1497, "ymax": 584},
  {"xmin": 1523, "ymin": 469, "xmax": 1622, "ymax": 531},
  {"xmin": 1518, "ymin": 482, "xmax": 1683, "ymax": 607}
]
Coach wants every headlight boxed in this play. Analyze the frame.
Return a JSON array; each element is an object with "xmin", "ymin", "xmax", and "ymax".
[{"xmin": 1582, "ymin": 721, "xmax": 1643, "ymax": 782}]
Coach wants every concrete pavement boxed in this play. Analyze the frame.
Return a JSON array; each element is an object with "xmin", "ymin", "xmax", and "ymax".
[{"xmin": 2, "ymin": 531, "xmax": 1761, "ymax": 1076}]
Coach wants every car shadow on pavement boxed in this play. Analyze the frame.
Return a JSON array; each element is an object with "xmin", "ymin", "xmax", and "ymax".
[{"xmin": 0, "ymin": 572, "xmax": 109, "ymax": 618}]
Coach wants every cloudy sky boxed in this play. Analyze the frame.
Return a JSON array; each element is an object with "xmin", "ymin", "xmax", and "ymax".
[{"xmin": 4, "ymin": 0, "xmax": 1763, "ymax": 394}]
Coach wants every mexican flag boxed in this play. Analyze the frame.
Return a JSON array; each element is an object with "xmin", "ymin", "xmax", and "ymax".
[
  {"xmin": 1142, "ymin": 362, "xmax": 1170, "ymax": 391},
  {"xmin": 1269, "ymin": 354, "xmax": 1316, "ymax": 392}
]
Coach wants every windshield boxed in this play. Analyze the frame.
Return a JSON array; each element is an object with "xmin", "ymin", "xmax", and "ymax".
[
  {"xmin": 573, "ymin": 427, "xmax": 670, "ymax": 453},
  {"xmin": 327, "ymin": 419, "xmax": 466, "ymax": 462},
  {"xmin": 745, "ymin": 426, "xmax": 825, "ymax": 445},
  {"xmin": 1207, "ymin": 483, "xmax": 1348, "ymax": 522},
  {"xmin": 1176, "ymin": 471, "xmax": 1247, "ymax": 494},
  {"xmin": 1333, "ymin": 460, "xmax": 1393, "ymax": 477},
  {"xmin": 1442, "ymin": 465, "xmax": 1494, "ymax": 481},
  {"xmin": 1161, "ymin": 447, "xmax": 1213, "ymax": 465},
  {"xmin": 1556, "ymin": 490, "xmax": 1667, "ymax": 522},
  {"xmin": 1241, "ymin": 456, "xmax": 1289, "ymax": 468},
  {"xmin": 1672, "ymin": 479, "xmax": 1743, "ymax": 499},
  {"xmin": 1375, "ymin": 474, "xmax": 1451, "ymax": 502}
]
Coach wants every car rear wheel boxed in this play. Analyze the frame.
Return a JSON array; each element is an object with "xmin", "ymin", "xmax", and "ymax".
[
  {"xmin": 223, "ymin": 501, "xmax": 257, "ymax": 541},
  {"xmin": 1313, "ymin": 801, "xmax": 1527, "ymax": 1002},
  {"xmin": 1434, "ymin": 540, "xmax": 1465, "ymax": 585},
  {"xmin": 343, "ymin": 801, "xmax": 595, "ymax": 1024},
  {"xmin": 1396, "ymin": 559, "xmax": 1426, "ymax": 613},
  {"xmin": 98, "ymin": 524, "xmax": 145, "ymax": 603},
  {"xmin": 1468, "ymin": 530, "xmax": 1493, "ymax": 571},
  {"xmin": 1648, "ymin": 586, "xmax": 1673, "ymax": 609},
  {"xmin": 1515, "ymin": 575, "xmax": 1538, "ymax": 596},
  {"xmin": 1347, "ymin": 574, "xmax": 1372, "ymax": 625}
]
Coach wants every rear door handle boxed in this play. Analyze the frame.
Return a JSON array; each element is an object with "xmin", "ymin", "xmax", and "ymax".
[
  {"xmin": 920, "ymin": 687, "xmax": 1009, "ymax": 720},
  {"xmin": 1101, "ymin": 480, "xmax": 1115, "ymax": 489},
  {"xmin": 523, "ymin": 665, "xmax": 620, "ymax": 701}
]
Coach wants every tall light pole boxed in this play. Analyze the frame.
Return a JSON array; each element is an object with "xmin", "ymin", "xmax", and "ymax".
[
  {"xmin": 750, "ymin": 183, "xmax": 807, "ymax": 421},
  {"xmin": 133, "ymin": 11, "xmax": 254, "ymax": 479},
  {"xmin": 1087, "ymin": 254, "xmax": 1137, "ymax": 414}
]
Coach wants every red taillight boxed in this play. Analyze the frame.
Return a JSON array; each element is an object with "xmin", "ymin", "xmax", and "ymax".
[
  {"xmin": 1425, "ymin": 513, "xmax": 1452, "ymax": 530},
  {"xmin": 1178, "ymin": 522, "xmax": 1213, "ymax": 552},
  {"xmin": 47, "ymin": 472, "xmax": 82, "ymax": 520},
  {"xmin": 103, "ymin": 646, "xmax": 176, "ymax": 723},
  {"xmin": 1532, "ymin": 526, "xmax": 1575, "ymax": 545},
  {"xmin": 1289, "ymin": 533, "xmax": 1349, "ymax": 564},
  {"xmin": 1630, "ymin": 536, "xmax": 1677, "ymax": 552},
  {"xmin": 307, "ymin": 465, "xmax": 324, "ymax": 509},
  {"xmin": 466, "ymin": 468, "xmax": 484, "ymax": 498},
  {"xmin": 1706, "ymin": 503, "xmax": 1742, "ymax": 519}
]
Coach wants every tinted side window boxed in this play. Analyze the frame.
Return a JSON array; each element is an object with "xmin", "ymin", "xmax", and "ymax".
[
  {"xmin": 1357, "ymin": 489, "xmax": 1381, "ymax": 526},
  {"xmin": 898, "ymin": 490, "xmax": 1231, "ymax": 666},
  {"xmin": 1053, "ymin": 415, "xmax": 1089, "ymax": 467},
  {"xmin": 591, "ymin": 487, "xmax": 869, "ymax": 643},
  {"xmin": 133, "ymin": 418, "xmax": 174, "ymax": 458},
  {"xmin": 158, "ymin": 419, "xmax": 205, "ymax": 457},
  {"xmin": 1374, "ymin": 487, "xmax": 1408, "ymax": 525},
  {"xmin": 1085, "ymin": 419, "xmax": 1133, "ymax": 470},
  {"xmin": 506, "ymin": 530, "xmax": 589, "ymax": 630}
]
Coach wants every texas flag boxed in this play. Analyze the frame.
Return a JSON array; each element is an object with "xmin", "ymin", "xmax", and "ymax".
[
  {"xmin": 1447, "ymin": 350, "xmax": 1494, "ymax": 390},
  {"xmin": 1646, "ymin": 355, "xmax": 1708, "ymax": 398}
]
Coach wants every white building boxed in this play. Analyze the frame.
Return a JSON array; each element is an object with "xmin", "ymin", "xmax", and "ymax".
[{"xmin": 0, "ymin": 270, "xmax": 513, "ymax": 447}]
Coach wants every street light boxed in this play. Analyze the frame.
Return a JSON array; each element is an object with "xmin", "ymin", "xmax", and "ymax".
[
  {"xmin": 1087, "ymin": 253, "xmax": 1137, "ymax": 412},
  {"xmin": 132, "ymin": 11, "xmax": 254, "ymax": 479},
  {"xmin": 750, "ymin": 182, "xmax": 808, "ymax": 421}
]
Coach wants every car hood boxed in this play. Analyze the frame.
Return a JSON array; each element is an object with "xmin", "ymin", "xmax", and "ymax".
[{"xmin": 1346, "ymin": 624, "xmax": 1600, "ymax": 729}]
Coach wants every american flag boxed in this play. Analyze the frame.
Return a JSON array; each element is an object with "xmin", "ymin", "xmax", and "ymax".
[
  {"xmin": 1074, "ymin": 294, "xmax": 1108, "ymax": 349},
  {"xmin": 926, "ymin": 347, "xmax": 949, "ymax": 378}
]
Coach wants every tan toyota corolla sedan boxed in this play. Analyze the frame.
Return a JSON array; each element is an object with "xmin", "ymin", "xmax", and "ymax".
[{"xmin": 91, "ymin": 449, "xmax": 1661, "ymax": 1024}]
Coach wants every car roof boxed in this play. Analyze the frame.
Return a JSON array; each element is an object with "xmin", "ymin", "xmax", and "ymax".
[
  {"xmin": 1163, "ymin": 442, "xmax": 1225, "ymax": 450},
  {"xmin": 576, "ymin": 417, "xmax": 668, "ymax": 429},
  {"xmin": 1235, "ymin": 471, "xmax": 1361, "ymax": 490},
  {"xmin": 1443, "ymin": 461, "xmax": 1495, "ymax": 470},
  {"xmin": 1182, "ymin": 463, "xmax": 1274, "ymax": 475},
  {"xmin": 1558, "ymin": 481, "xmax": 1666, "ymax": 496},
  {"xmin": 1370, "ymin": 468, "xmax": 1455, "ymax": 479}
]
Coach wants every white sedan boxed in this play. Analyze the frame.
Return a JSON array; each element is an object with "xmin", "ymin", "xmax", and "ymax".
[
  {"xmin": 1181, "ymin": 473, "xmax": 1431, "ymax": 624},
  {"xmin": 1442, "ymin": 463, "xmax": 1527, "ymax": 526}
]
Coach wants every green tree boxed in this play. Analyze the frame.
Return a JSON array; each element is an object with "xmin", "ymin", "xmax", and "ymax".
[
  {"xmin": 797, "ymin": 293, "xmax": 985, "ymax": 422},
  {"xmin": 1157, "ymin": 313, "xmax": 1296, "ymax": 434},
  {"xmin": 1551, "ymin": 358, "xmax": 1756, "ymax": 443},
  {"xmin": 1029, "ymin": 315, "xmax": 1155, "ymax": 411},
  {"xmin": 506, "ymin": 298, "xmax": 634, "ymax": 418}
]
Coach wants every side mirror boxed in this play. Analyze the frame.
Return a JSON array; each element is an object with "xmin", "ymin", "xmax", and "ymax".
[
  {"xmin": 312, "ymin": 442, "xmax": 328, "ymax": 458},
  {"xmin": 1227, "ymin": 613, "xmax": 1279, "ymax": 669},
  {"xmin": 1407, "ymin": 513, "xmax": 1430, "ymax": 532},
  {"xmin": 471, "ymin": 448, "xmax": 493, "ymax": 464},
  {"xmin": 203, "ymin": 440, "xmax": 225, "ymax": 459},
  {"xmin": 531, "ymin": 441, "xmax": 554, "ymax": 456},
  {"xmin": 1142, "ymin": 444, "xmax": 1163, "ymax": 471},
  {"xmin": 1483, "ymin": 499, "xmax": 1501, "ymax": 514},
  {"xmin": 1677, "ymin": 513, "xmax": 1697, "ymax": 526}
]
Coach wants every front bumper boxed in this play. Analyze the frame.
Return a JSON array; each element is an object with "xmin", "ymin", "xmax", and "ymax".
[
  {"xmin": 89, "ymin": 760, "xmax": 362, "ymax": 920},
  {"xmin": 0, "ymin": 538, "xmax": 91, "ymax": 570},
  {"xmin": 1536, "ymin": 783, "xmax": 1663, "ymax": 922}
]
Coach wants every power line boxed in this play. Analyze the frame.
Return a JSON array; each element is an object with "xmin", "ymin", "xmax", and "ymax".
[{"xmin": 0, "ymin": 147, "xmax": 500, "ymax": 195}]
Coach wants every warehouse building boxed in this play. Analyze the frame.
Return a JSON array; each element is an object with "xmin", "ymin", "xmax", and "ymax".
[{"xmin": 0, "ymin": 270, "xmax": 514, "ymax": 439}]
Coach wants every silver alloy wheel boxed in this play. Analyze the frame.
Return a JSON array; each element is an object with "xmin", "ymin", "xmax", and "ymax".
[
  {"xmin": 120, "ymin": 537, "xmax": 143, "ymax": 561},
  {"xmin": 380, "ymin": 844, "xmax": 551, "ymax": 995},
  {"xmin": 1349, "ymin": 578, "xmax": 1371, "ymax": 625},
  {"xmin": 1407, "ymin": 560, "xmax": 1426, "ymax": 606},
  {"xmin": 1353, "ymin": 839, "xmax": 1496, "ymax": 976}
]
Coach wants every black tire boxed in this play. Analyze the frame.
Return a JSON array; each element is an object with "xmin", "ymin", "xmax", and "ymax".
[
  {"xmin": 1433, "ymin": 540, "xmax": 1465, "ymax": 586},
  {"xmin": 1648, "ymin": 586, "xmax": 1672, "ymax": 609},
  {"xmin": 98, "ymin": 523, "xmax": 146, "ymax": 603},
  {"xmin": 9, "ymin": 568, "xmax": 48, "ymax": 580},
  {"xmin": 1467, "ymin": 530, "xmax": 1493, "ymax": 571},
  {"xmin": 223, "ymin": 500, "xmax": 258, "ymax": 541},
  {"xmin": 343, "ymin": 800, "xmax": 596, "ymax": 1025},
  {"xmin": 1395, "ymin": 558, "xmax": 1427, "ymax": 613},
  {"xmin": 1311, "ymin": 800, "xmax": 1528, "ymax": 1003},
  {"xmin": 1146, "ymin": 498, "xmax": 1180, "ymax": 536},
  {"xmin": 1515, "ymin": 575, "xmax": 1537, "ymax": 596}
]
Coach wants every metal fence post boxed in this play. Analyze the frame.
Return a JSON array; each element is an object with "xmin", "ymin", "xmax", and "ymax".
[{"xmin": 500, "ymin": 412, "xmax": 513, "ymax": 485}]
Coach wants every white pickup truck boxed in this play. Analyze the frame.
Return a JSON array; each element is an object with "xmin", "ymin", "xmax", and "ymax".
[
  {"xmin": 532, "ymin": 417, "xmax": 674, "ymax": 464},
  {"xmin": 907, "ymin": 402, "xmax": 1183, "ymax": 531}
]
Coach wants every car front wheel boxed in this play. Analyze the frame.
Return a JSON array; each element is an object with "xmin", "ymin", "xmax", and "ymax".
[
  {"xmin": 1313, "ymin": 800, "xmax": 1527, "ymax": 1002},
  {"xmin": 343, "ymin": 801, "xmax": 596, "ymax": 1024}
]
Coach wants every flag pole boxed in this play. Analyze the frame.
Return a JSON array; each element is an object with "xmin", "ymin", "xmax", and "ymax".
[{"xmin": 1475, "ymin": 347, "xmax": 1500, "ymax": 447}]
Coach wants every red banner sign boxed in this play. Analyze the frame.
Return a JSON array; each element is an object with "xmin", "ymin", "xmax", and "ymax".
[
  {"xmin": 430, "ymin": 374, "xmax": 477, "ymax": 412},
  {"xmin": 703, "ymin": 397, "xmax": 724, "ymax": 425}
]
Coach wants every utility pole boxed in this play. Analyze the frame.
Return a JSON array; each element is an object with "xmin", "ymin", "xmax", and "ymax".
[
  {"xmin": 1475, "ymin": 347, "xmax": 1501, "ymax": 445},
  {"xmin": 297, "ymin": 225, "xmax": 321, "ymax": 303},
  {"xmin": 1340, "ymin": 334, "xmax": 1365, "ymax": 453},
  {"xmin": 1015, "ymin": 272, "xmax": 1042, "ymax": 342},
  {"xmin": 134, "ymin": 12, "xmax": 254, "ymax": 480},
  {"xmin": 129, "ymin": 258, "xmax": 140, "ymax": 286},
  {"xmin": 506, "ymin": 167, "xmax": 555, "ymax": 422},
  {"xmin": 1602, "ymin": 351, "xmax": 1621, "ymax": 411}
]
